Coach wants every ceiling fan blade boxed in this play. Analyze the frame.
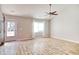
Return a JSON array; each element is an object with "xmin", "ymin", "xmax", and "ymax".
[
  {"xmin": 52, "ymin": 11, "xmax": 57, "ymax": 14},
  {"xmin": 45, "ymin": 12, "xmax": 58, "ymax": 15},
  {"xmin": 50, "ymin": 11, "xmax": 58, "ymax": 15},
  {"xmin": 52, "ymin": 13, "xmax": 58, "ymax": 15}
]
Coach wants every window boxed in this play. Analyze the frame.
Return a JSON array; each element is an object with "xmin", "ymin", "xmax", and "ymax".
[
  {"xmin": 0, "ymin": 21, "xmax": 3, "ymax": 37},
  {"xmin": 33, "ymin": 21, "xmax": 44, "ymax": 33},
  {"xmin": 7, "ymin": 21, "xmax": 15, "ymax": 37}
]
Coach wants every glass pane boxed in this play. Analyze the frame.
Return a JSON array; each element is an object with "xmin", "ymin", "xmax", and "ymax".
[
  {"xmin": 38, "ymin": 22, "xmax": 44, "ymax": 32},
  {"xmin": 34, "ymin": 22, "xmax": 39, "ymax": 33},
  {"xmin": 7, "ymin": 21, "xmax": 15, "ymax": 36},
  {"xmin": 0, "ymin": 20, "xmax": 3, "ymax": 39},
  {"xmin": 33, "ymin": 21, "xmax": 44, "ymax": 33},
  {"xmin": 0, "ymin": 19, "xmax": 4, "ymax": 43}
]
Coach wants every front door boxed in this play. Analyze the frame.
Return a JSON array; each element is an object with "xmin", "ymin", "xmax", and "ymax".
[{"xmin": 5, "ymin": 20, "xmax": 17, "ymax": 42}]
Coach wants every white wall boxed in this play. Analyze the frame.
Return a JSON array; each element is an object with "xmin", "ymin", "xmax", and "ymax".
[
  {"xmin": 51, "ymin": 5, "xmax": 79, "ymax": 43},
  {"xmin": 44, "ymin": 20, "xmax": 50, "ymax": 37}
]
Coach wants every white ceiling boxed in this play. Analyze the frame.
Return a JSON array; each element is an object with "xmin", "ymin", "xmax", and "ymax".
[
  {"xmin": 0, "ymin": 4, "xmax": 59, "ymax": 19},
  {"xmin": 1, "ymin": 4, "xmax": 49, "ymax": 19},
  {"xmin": 1, "ymin": 4, "xmax": 74, "ymax": 19}
]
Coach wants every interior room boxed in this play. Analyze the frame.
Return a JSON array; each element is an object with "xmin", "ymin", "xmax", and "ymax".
[{"xmin": 0, "ymin": 4, "xmax": 79, "ymax": 55}]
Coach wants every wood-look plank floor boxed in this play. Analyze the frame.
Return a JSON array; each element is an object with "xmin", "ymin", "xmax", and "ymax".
[{"xmin": 0, "ymin": 38, "xmax": 79, "ymax": 55}]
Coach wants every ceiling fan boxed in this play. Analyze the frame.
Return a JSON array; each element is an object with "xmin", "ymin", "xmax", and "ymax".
[{"xmin": 46, "ymin": 4, "xmax": 58, "ymax": 15}]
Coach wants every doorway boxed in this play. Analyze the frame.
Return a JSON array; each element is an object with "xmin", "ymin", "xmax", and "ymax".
[{"xmin": 5, "ymin": 20, "xmax": 17, "ymax": 42}]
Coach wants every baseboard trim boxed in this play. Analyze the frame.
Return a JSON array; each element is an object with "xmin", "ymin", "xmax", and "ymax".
[
  {"xmin": 17, "ymin": 38, "xmax": 33, "ymax": 41},
  {"xmin": 5, "ymin": 38, "xmax": 33, "ymax": 42},
  {"xmin": 52, "ymin": 36, "xmax": 79, "ymax": 44}
]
